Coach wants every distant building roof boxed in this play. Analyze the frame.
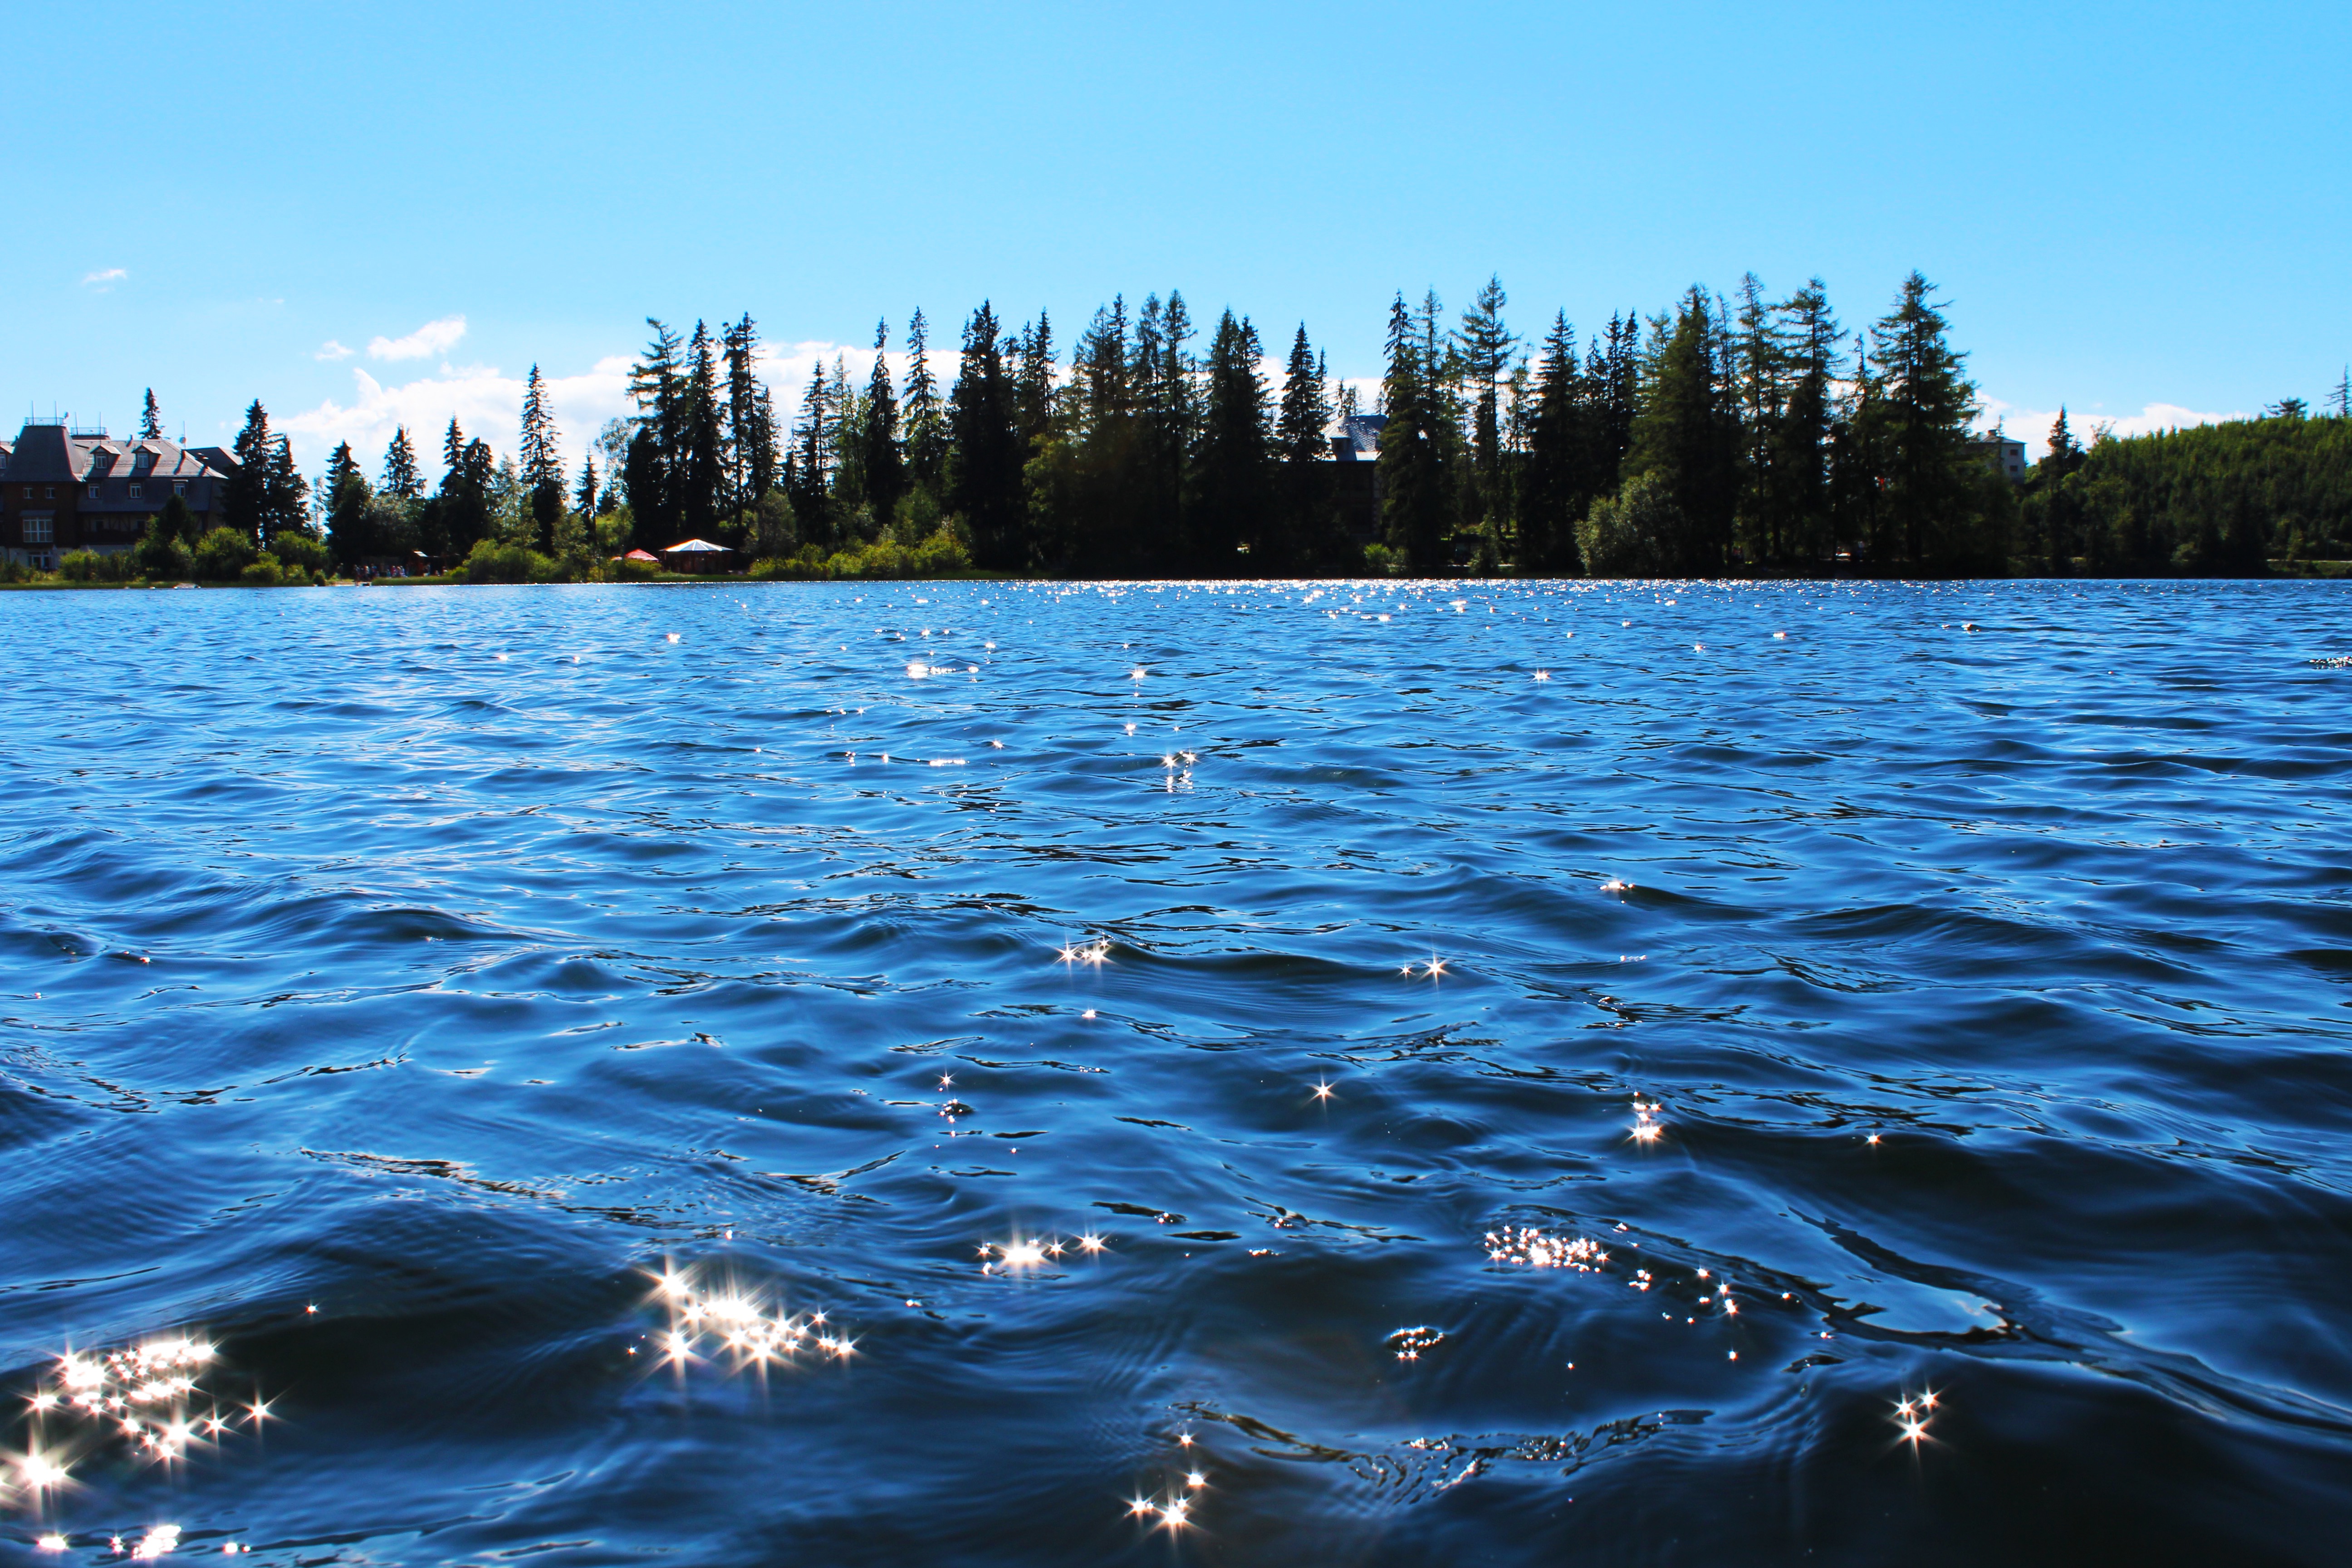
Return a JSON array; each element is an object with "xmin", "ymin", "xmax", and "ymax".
[
  {"xmin": 1328, "ymin": 412, "xmax": 1384, "ymax": 461},
  {"xmin": 624, "ymin": 549, "xmax": 661, "ymax": 562},
  {"xmin": 1, "ymin": 422, "xmax": 236, "ymax": 485},
  {"xmin": 662, "ymin": 538, "xmax": 731, "ymax": 553}
]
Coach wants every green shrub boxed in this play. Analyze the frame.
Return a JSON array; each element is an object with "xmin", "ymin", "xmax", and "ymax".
[
  {"xmin": 193, "ymin": 527, "xmax": 258, "ymax": 579},
  {"xmin": 270, "ymin": 529, "xmax": 330, "ymax": 573},
  {"xmin": 1362, "ymin": 542, "xmax": 1401, "ymax": 576},
  {"xmin": 240, "ymin": 554, "xmax": 286, "ymax": 586},
  {"xmin": 135, "ymin": 526, "xmax": 195, "ymax": 579},
  {"xmin": 461, "ymin": 538, "xmax": 557, "ymax": 583},
  {"xmin": 1577, "ymin": 474, "xmax": 1682, "ymax": 578},
  {"xmin": 57, "ymin": 549, "xmax": 136, "ymax": 582}
]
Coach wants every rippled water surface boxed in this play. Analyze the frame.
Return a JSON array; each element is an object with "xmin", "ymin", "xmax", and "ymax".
[{"xmin": 4, "ymin": 578, "xmax": 2350, "ymax": 1565}]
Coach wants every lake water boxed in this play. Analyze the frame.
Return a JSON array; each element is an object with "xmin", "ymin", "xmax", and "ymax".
[{"xmin": 2, "ymin": 578, "xmax": 2348, "ymax": 1565}]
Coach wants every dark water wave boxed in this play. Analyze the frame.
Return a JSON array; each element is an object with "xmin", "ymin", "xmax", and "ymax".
[{"xmin": 1, "ymin": 579, "xmax": 2348, "ymax": 1564}]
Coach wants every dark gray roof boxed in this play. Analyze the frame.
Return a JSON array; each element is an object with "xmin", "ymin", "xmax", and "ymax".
[{"xmin": 2, "ymin": 423, "xmax": 237, "ymax": 484}]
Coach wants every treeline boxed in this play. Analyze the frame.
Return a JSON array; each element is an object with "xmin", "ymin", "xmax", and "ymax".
[
  {"xmin": 2019, "ymin": 406, "xmax": 2352, "ymax": 571},
  {"xmin": 581, "ymin": 271, "xmax": 2018, "ymax": 576},
  {"xmin": 95, "ymin": 275, "xmax": 2348, "ymax": 586}
]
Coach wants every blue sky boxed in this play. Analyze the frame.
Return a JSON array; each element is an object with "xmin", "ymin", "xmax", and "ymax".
[{"xmin": 4, "ymin": 0, "xmax": 2344, "ymax": 472}]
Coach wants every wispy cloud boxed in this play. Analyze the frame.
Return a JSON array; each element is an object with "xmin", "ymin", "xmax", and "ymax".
[
  {"xmin": 1981, "ymin": 397, "xmax": 2249, "ymax": 459},
  {"xmin": 82, "ymin": 267, "xmax": 127, "ymax": 289},
  {"xmin": 367, "ymin": 315, "xmax": 468, "ymax": 362},
  {"xmin": 315, "ymin": 340, "xmax": 355, "ymax": 362}
]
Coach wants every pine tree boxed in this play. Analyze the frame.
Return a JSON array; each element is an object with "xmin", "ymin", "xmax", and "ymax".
[
  {"xmin": 1867, "ymin": 271, "xmax": 1984, "ymax": 567},
  {"xmin": 1627, "ymin": 287, "xmax": 1739, "ymax": 572},
  {"xmin": 1378, "ymin": 292, "xmax": 1451, "ymax": 568},
  {"xmin": 862, "ymin": 319, "xmax": 905, "ymax": 529},
  {"xmin": 434, "ymin": 417, "xmax": 494, "ymax": 556},
  {"xmin": 223, "ymin": 401, "xmax": 274, "ymax": 544},
  {"xmin": 720, "ymin": 314, "xmax": 764, "ymax": 516},
  {"xmin": 2332, "ymin": 368, "xmax": 2352, "ymax": 420},
  {"xmin": 381, "ymin": 426, "xmax": 423, "ymax": 501},
  {"xmin": 574, "ymin": 456, "xmax": 598, "ymax": 527},
  {"xmin": 1274, "ymin": 324, "xmax": 1334, "ymax": 567},
  {"xmin": 138, "ymin": 389, "xmax": 163, "ymax": 441},
  {"xmin": 1190, "ymin": 309, "xmax": 1269, "ymax": 572},
  {"xmin": 902, "ymin": 309, "xmax": 949, "ymax": 500},
  {"xmin": 519, "ymin": 364, "xmax": 565, "ymax": 548},
  {"xmin": 1769, "ymin": 279, "xmax": 1841, "ymax": 564},
  {"xmin": 627, "ymin": 320, "xmax": 687, "ymax": 545},
  {"xmin": 1730, "ymin": 273, "xmax": 1789, "ymax": 562},
  {"xmin": 1458, "ymin": 276, "xmax": 1515, "ymax": 540},
  {"xmin": 1135, "ymin": 291, "xmax": 1198, "ymax": 567},
  {"xmin": 1015, "ymin": 310, "xmax": 1057, "ymax": 452},
  {"xmin": 788, "ymin": 361, "xmax": 836, "ymax": 540},
  {"xmin": 681, "ymin": 322, "xmax": 727, "ymax": 539},
  {"xmin": 262, "ymin": 436, "xmax": 309, "ymax": 549},
  {"xmin": 324, "ymin": 441, "xmax": 372, "ymax": 568},
  {"xmin": 1521, "ymin": 312, "xmax": 1587, "ymax": 573},
  {"xmin": 948, "ymin": 301, "xmax": 1025, "ymax": 569}
]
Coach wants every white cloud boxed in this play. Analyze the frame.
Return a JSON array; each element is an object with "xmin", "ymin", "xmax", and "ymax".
[
  {"xmin": 1980, "ymin": 397, "xmax": 2250, "ymax": 459},
  {"xmin": 315, "ymin": 340, "xmax": 355, "ymax": 362},
  {"xmin": 82, "ymin": 267, "xmax": 127, "ymax": 288},
  {"xmin": 367, "ymin": 315, "xmax": 468, "ymax": 362},
  {"xmin": 283, "ymin": 356, "xmax": 635, "ymax": 474},
  {"xmin": 286, "ymin": 332, "xmax": 953, "ymax": 475}
]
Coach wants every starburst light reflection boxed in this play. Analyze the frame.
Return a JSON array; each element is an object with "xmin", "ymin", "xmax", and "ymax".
[
  {"xmin": 646, "ymin": 1267, "xmax": 858, "ymax": 1372},
  {"xmin": 1485, "ymin": 1228, "xmax": 1609, "ymax": 1271}
]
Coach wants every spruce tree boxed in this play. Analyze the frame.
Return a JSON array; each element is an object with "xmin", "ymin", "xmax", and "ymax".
[
  {"xmin": 574, "ymin": 456, "xmax": 598, "ymax": 528},
  {"xmin": 947, "ymin": 301, "xmax": 1025, "ymax": 569},
  {"xmin": 1627, "ymin": 287, "xmax": 1739, "ymax": 572},
  {"xmin": 1015, "ymin": 311, "xmax": 1057, "ymax": 453},
  {"xmin": 788, "ymin": 362, "xmax": 836, "ymax": 541},
  {"xmin": 1867, "ymin": 271, "xmax": 1983, "ymax": 567},
  {"xmin": 519, "ymin": 364, "xmax": 565, "ymax": 547},
  {"xmin": 1769, "ymin": 279, "xmax": 1840, "ymax": 564},
  {"xmin": 1730, "ymin": 273, "xmax": 1789, "ymax": 562},
  {"xmin": 1275, "ymin": 324, "xmax": 1334, "ymax": 567},
  {"xmin": 682, "ymin": 323, "xmax": 727, "ymax": 539},
  {"xmin": 2332, "ymin": 368, "xmax": 2352, "ymax": 419},
  {"xmin": 435, "ymin": 418, "xmax": 494, "ymax": 556},
  {"xmin": 381, "ymin": 426, "xmax": 423, "ymax": 501},
  {"xmin": 1377, "ymin": 292, "xmax": 1451, "ymax": 568},
  {"xmin": 223, "ymin": 401, "xmax": 274, "ymax": 545},
  {"xmin": 1522, "ymin": 312, "xmax": 1585, "ymax": 573},
  {"xmin": 324, "ymin": 442, "xmax": 372, "ymax": 568},
  {"xmin": 627, "ymin": 320, "xmax": 686, "ymax": 544},
  {"xmin": 902, "ymin": 309, "xmax": 949, "ymax": 500},
  {"xmin": 862, "ymin": 320, "xmax": 905, "ymax": 530},
  {"xmin": 721, "ymin": 315, "xmax": 764, "ymax": 516},
  {"xmin": 1458, "ymin": 276, "xmax": 1515, "ymax": 541},
  {"xmin": 1190, "ymin": 309, "xmax": 1269, "ymax": 572},
  {"xmin": 262, "ymin": 436, "xmax": 309, "ymax": 549},
  {"xmin": 138, "ymin": 389, "xmax": 163, "ymax": 441}
]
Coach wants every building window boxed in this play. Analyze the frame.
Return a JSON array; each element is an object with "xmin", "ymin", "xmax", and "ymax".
[
  {"xmin": 87, "ymin": 485, "xmax": 99, "ymax": 500},
  {"xmin": 128, "ymin": 483, "xmax": 143, "ymax": 499},
  {"xmin": 46, "ymin": 486, "xmax": 57, "ymax": 499},
  {"xmin": 174, "ymin": 481, "xmax": 188, "ymax": 496},
  {"xmin": 24, "ymin": 516, "xmax": 53, "ymax": 544}
]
